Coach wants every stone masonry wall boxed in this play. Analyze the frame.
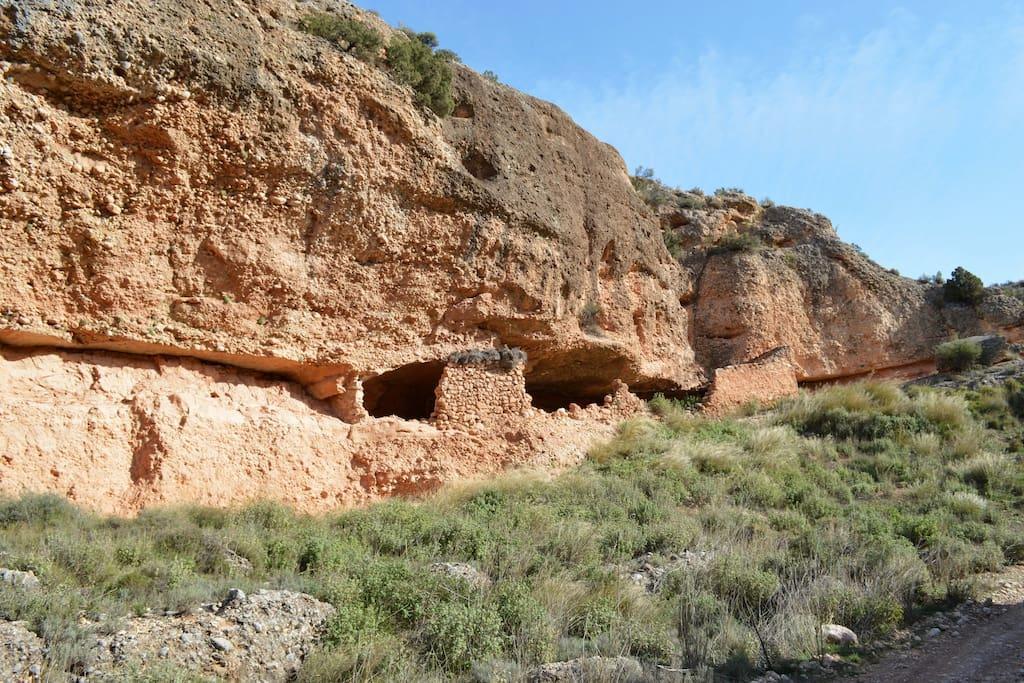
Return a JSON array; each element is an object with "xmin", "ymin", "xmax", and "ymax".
[
  {"xmin": 703, "ymin": 347, "xmax": 798, "ymax": 416},
  {"xmin": 432, "ymin": 363, "xmax": 531, "ymax": 429}
]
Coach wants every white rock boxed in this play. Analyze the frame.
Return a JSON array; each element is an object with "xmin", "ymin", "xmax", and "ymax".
[{"xmin": 821, "ymin": 623, "xmax": 858, "ymax": 647}]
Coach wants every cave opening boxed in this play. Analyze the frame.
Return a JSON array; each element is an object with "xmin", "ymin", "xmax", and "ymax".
[
  {"xmin": 526, "ymin": 382, "xmax": 608, "ymax": 412},
  {"xmin": 522, "ymin": 346, "xmax": 632, "ymax": 413},
  {"xmin": 362, "ymin": 360, "xmax": 445, "ymax": 420}
]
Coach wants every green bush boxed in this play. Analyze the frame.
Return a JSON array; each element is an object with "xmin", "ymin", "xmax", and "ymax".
[
  {"xmin": 710, "ymin": 231, "xmax": 764, "ymax": 254},
  {"xmin": 299, "ymin": 15, "xmax": 455, "ymax": 117},
  {"xmin": 943, "ymin": 267, "xmax": 986, "ymax": 305},
  {"xmin": 936, "ymin": 339, "xmax": 983, "ymax": 373},
  {"xmin": 299, "ymin": 14, "xmax": 383, "ymax": 61},
  {"xmin": 788, "ymin": 407, "xmax": 928, "ymax": 441},
  {"xmin": 386, "ymin": 30, "xmax": 455, "ymax": 116},
  {"xmin": 422, "ymin": 601, "xmax": 503, "ymax": 672}
]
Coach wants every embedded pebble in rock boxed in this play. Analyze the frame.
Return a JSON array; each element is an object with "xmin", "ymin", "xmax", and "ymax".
[
  {"xmin": 210, "ymin": 637, "xmax": 233, "ymax": 652},
  {"xmin": 86, "ymin": 590, "xmax": 334, "ymax": 681},
  {"xmin": 0, "ymin": 621, "xmax": 45, "ymax": 679}
]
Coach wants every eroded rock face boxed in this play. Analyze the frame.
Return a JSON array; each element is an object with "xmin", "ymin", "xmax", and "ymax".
[
  {"xmin": 0, "ymin": 0, "xmax": 697, "ymax": 403},
  {"xmin": 0, "ymin": 1, "xmax": 1021, "ymax": 513},
  {"xmin": 663, "ymin": 196, "xmax": 1024, "ymax": 382},
  {"xmin": 0, "ymin": 345, "xmax": 640, "ymax": 513}
]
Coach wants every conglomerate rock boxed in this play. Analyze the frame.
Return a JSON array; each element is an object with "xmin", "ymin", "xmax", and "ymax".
[{"xmin": 0, "ymin": 0, "xmax": 1021, "ymax": 514}]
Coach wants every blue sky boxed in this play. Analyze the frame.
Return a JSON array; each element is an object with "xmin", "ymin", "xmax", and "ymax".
[{"xmin": 365, "ymin": 2, "xmax": 1024, "ymax": 284}]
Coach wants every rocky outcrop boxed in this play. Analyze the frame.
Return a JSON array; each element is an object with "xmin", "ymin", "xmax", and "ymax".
[
  {"xmin": 0, "ymin": 344, "xmax": 642, "ymax": 513},
  {"xmin": 661, "ymin": 193, "xmax": 1024, "ymax": 382},
  {"xmin": 1, "ymin": 0, "xmax": 1021, "ymax": 513},
  {"xmin": 86, "ymin": 590, "xmax": 333, "ymax": 681},
  {"xmin": 0, "ymin": 0, "xmax": 696, "ymax": 405}
]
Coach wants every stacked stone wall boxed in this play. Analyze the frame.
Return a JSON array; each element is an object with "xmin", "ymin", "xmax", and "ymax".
[{"xmin": 432, "ymin": 363, "xmax": 531, "ymax": 429}]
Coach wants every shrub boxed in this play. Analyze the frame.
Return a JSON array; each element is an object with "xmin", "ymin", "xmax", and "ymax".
[
  {"xmin": 422, "ymin": 601, "xmax": 503, "ymax": 672},
  {"xmin": 630, "ymin": 167, "xmax": 674, "ymax": 209},
  {"xmin": 386, "ymin": 30, "xmax": 455, "ymax": 116},
  {"xmin": 936, "ymin": 339, "xmax": 983, "ymax": 373},
  {"xmin": 788, "ymin": 407, "xmax": 927, "ymax": 441},
  {"xmin": 710, "ymin": 231, "xmax": 764, "ymax": 254},
  {"xmin": 299, "ymin": 14, "xmax": 383, "ymax": 62},
  {"xmin": 943, "ymin": 267, "xmax": 986, "ymax": 305},
  {"xmin": 482, "ymin": 70, "xmax": 500, "ymax": 83},
  {"xmin": 662, "ymin": 229, "xmax": 686, "ymax": 259},
  {"xmin": 1006, "ymin": 380, "xmax": 1024, "ymax": 420},
  {"xmin": 579, "ymin": 299, "xmax": 602, "ymax": 332}
]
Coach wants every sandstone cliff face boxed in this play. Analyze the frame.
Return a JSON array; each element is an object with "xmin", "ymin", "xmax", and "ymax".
[
  {"xmin": 660, "ymin": 193, "xmax": 1023, "ymax": 382},
  {"xmin": 0, "ymin": 0, "xmax": 697, "ymax": 411},
  {"xmin": 1, "ymin": 0, "xmax": 1020, "ymax": 512}
]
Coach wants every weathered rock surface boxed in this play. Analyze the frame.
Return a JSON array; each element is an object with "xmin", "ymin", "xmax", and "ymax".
[
  {"xmin": 0, "ymin": 345, "xmax": 635, "ymax": 513},
  {"xmin": 0, "ymin": 621, "xmax": 45, "ymax": 681},
  {"xmin": 528, "ymin": 656, "xmax": 644, "ymax": 682},
  {"xmin": 1, "ymin": 0, "xmax": 1021, "ymax": 513},
  {"xmin": 661, "ymin": 195, "xmax": 1024, "ymax": 383},
  {"xmin": 0, "ymin": 0, "xmax": 696, "ymax": 403},
  {"xmin": 0, "ymin": 568, "xmax": 40, "ymax": 591},
  {"xmin": 88, "ymin": 590, "xmax": 334, "ymax": 681}
]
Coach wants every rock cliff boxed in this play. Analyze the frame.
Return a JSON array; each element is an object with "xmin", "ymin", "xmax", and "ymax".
[{"xmin": 1, "ymin": 0, "xmax": 1021, "ymax": 512}]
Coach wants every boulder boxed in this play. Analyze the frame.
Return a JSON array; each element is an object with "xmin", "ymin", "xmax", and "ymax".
[{"xmin": 821, "ymin": 623, "xmax": 859, "ymax": 647}]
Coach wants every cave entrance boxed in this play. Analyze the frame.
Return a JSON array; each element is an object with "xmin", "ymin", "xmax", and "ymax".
[
  {"xmin": 525, "ymin": 382, "xmax": 608, "ymax": 412},
  {"xmin": 522, "ymin": 346, "xmax": 632, "ymax": 413},
  {"xmin": 362, "ymin": 360, "xmax": 445, "ymax": 420}
]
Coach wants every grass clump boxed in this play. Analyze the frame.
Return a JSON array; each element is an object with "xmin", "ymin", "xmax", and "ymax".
[
  {"xmin": 2, "ymin": 380, "xmax": 1022, "ymax": 680},
  {"xmin": 936, "ymin": 339, "xmax": 983, "ymax": 373},
  {"xmin": 630, "ymin": 166, "xmax": 674, "ymax": 209},
  {"xmin": 710, "ymin": 231, "xmax": 764, "ymax": 254}
]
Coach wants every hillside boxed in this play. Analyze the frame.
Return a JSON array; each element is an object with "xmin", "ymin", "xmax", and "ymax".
[
  {"xmin": 3, "ymin": 2, "xmax": 1024, "ymax": 680},
  {"xmin": 1, "ymin": 379, "xmax": 1023, "ymax": 680}
]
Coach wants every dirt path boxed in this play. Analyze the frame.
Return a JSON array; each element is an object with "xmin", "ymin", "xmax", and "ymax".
[{"xmin": 852, "ymin": 566, "xmax": 1024, "ymax": 683}]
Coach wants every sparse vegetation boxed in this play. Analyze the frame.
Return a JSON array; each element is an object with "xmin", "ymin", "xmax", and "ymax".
[
  {"xmin": 993, "ymin": 280, "xmax": 1024, "ymax": 302},
  {"xmin": 710, "ymin": 231, "xmax": 765, "ymax": 254},
  {"xmin": 579, "ymin": 300, "xmax": 603, "ymax": 332},
  {"xmin": 299, "ymin": 14, "xmax": 456, "ymax": 117},
  {"xmin": 2, "ymin": 380, "xmax": 1022, "ymax": 680},
  {"xmin": 944, "ymin": 267, "xmax": 986, "ymax": 305},
  {"xmin": 299, "ymin": 13, "xmax": 383, "ymax": 61},
  {"xmin": 481, "ymin": 70, "xmax": 500, "ymax": 83},
  {"xmin": 935, "ymin": 339, "xmax": 984, "ymax": 373},
  {"xmin": 629, "ymin": 166, "xmax": 674, "ymax": 209}
]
